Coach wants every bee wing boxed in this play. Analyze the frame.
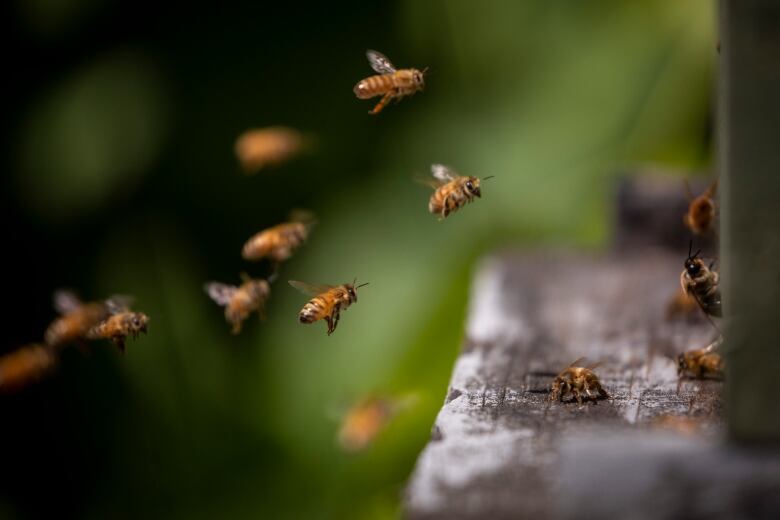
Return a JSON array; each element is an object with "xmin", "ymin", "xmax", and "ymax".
[
  {"xmin": 53, "ymin": 290, "xmax": 82, "ymax": 315},
  {"xmin": 105, "ymin": 294, "xmax": 134, "ymax": 314},
  {"xmin": 289, "ymin": 280, "xmax": 334, "ymax": 296},
  {"xmin": 413, "ymin": 175, "xmax": 446, "ymax": 189},
  {"xmin": 585, "ymin": 361, "xmax": 603, "ymax": 370},
  {"xmin": 366, "ymin": 50, "xmax": 396, "ymax": 74},
  {"xmin": 568, "ymin": 356, "xmax": 586, "ymax": 368},
  {"xmin": 204, "ymin": 282, "xmax": 237, "ymax": 306},
  {"xmin": 702, "ymin": 335, "xmax": 724, "ymax": 353},
  {"xmin": 431, "ymin": 164, "xmax": 458, "ymax": 182}
]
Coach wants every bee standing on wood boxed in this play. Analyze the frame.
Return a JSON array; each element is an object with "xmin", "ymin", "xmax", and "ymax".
[
  {"xmin": 680, "ymin": 242, "xmax": 721, "ymax": 318},
  {"xmin": 86, "ymin": 298, "xmax": 149, "ymax": 353},
  {"xmin": 205, "ymin": 275, "xmax": 271, "ymax": 334},
  {"xmin": 677, "ymin": 336, "xmax": 725, "ymax": 379},
  {"xmin": 0, "ymin": 344, "xmax": 57, "ymax": 392},
  {"xmin": 683, "ymin": 179, "xmax": 718, "ymax": 236},
  {"xmin": 44, "ymin": 291, "xmax": 111, "ymax": 349},
  {"xmin": 550, "ymin": 358, "xmax": 609, "ymax": 405},
  {"xmin": 353, "ymin": 50, "xmax": 426, "ymax": 115},
  {"xmin": 289, "ymin": 279, "xmax": 368, "ymax": 336},
  {"xmin": 422, "ymin": 164, "xmax": 492, "ymax": 219},
  {"xmin": 234, "ymin": 126, "xmax": 305, "ymax": 174},
  {"xmin": 242, "ymin": 214, "xmax": 314, "ymax": 267}
]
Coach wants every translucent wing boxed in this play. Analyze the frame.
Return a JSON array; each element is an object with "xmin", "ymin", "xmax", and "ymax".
[
  {"xmin": 289, "ymin": 280, "xmax": 334, "ymax": 296},
  {"xmin": 585, "ymin": 361, "xmax": 603, "ymax": 370},
  {"xmin": 204, "ymin": 282, "xmax": 237, "ymax": 306},
  {"xmin": 413, "ymin": 175, "xmax": 446, "ymax": 189},
  {"xmin": 105, "ymin": 294, "xmax": 134, "ymax": 314},
  {"xmin": 366, "ymin": 50, "xmax": 396, "ymax": 74},
  {"xmin": 431, "ymin": 164, "xmax": 457, "ymax": 182},
  {"xmin": 568, "ymin": 357, "xmax": 586, "ymax": 367},
  {"xmin": 53, "ymin": 290, "xmax": 82, "ymax": 315}
]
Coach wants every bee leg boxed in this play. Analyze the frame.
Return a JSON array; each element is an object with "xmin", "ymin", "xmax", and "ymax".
[
  {"xmin": 114, "ymin": 338, "xmax": 126, "ymax": 354},
  {"xmin": 326, "ymin": 316, "xmax": 334, "ymax": 336},
  {"xmin": 573, "ymin": 389, "xmax": 583, "ymax": 406},
  {"xmin": 231, "ymin": 320, "xmax": 242, "ymax": 335},
  {"xmin": 369, "ymin": 92, "xmax": 395, "ymax": 115}
]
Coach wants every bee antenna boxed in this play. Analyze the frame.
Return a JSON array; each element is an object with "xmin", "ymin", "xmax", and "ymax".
[
  {"xmin": 482, "ymin": 175, "xmax": 495, "ymax": 181},
  {"xmin": 356, "ymin": 282, "xmax": 370, "ymax": 289},
  {"xmin": 688, "ymin": 239, "xmax": 693, "ymax": 258}
]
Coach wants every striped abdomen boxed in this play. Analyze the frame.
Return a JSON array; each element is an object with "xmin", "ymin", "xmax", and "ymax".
[
  {"xmin": 299, "ymin": 295, "xmax": 334, "ymax": 324},
  {"xmin": 353, "ymin": 70, "xmax": 420, "ymax": 99}
]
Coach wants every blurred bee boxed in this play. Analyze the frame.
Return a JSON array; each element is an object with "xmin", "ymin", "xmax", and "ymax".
[
  {"xmin": 44, "ymin": 291, "xmax": 111, "ymax": 349},
  {"xmin": 550, "ymin": 358, "xmax": 609, "ymax": 405},
  {"xmin": 205, "ymin": 274, "xmax": 271, "ymax": 334},
  {"xmin": 86, "ymin": 299, "xmax": 149, "ymax": 353},
  {"xmin": 680, "ymin": 242, "xmax": 721, "ymax": 318},
  {"xmin": 422, "ymin": 164, "xmax": 493, "ymax": 219},
  {"xmin": 289, "ymin": 279, "xmax": 368, "ymax": 335},
  {"xmin": 677, "ymin": 336, "xmax": 725, "ymax": 379},
  {"xmin": 353, "ymin": 50, "xmax": 426, "ymax": 115},
  {"xmin": 242, "ymin": 213, "xmax": 314, "ymax": 267},
  {"xmin": 0, "ymin": 344, "xmax": 57, "ymax": 393},
  {"xmin": 665, "ymin": 289, "xmax": 700, "ymax": 321},
  {"xmin": 234, "ymin": 126, "xmax": 305, "ymax": 174},
  {"xmin": 338, "ymin": 397, "xmax": 394, "ymax": 452},
  {"xmin": 683, "ymin": 179, "xmax": 718, "ymax": 236}
]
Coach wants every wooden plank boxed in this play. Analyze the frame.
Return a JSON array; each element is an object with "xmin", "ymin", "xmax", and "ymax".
[{"xmin": 405, "ymin": 250, "xmax": 722, "ymax": 519}]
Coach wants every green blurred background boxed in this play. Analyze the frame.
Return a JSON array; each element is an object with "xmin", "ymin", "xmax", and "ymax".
[{"xmin": 1, "ymin": 1, "xmax": 715, "ymax": 518}]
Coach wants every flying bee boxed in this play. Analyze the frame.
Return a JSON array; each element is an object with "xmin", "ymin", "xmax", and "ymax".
[
  {"xmin": 550, "ymin": 358, "xmax": 610, "ymax": 405},
  {"xmin": 680, "ymin": 242, "xmax": 721, "ymax": 318},
  {"xmin": 289, "ymin": 279, "xmax": 368, "ymax": 336},
  {"xmin": 677, "ymin": 336, "xmax": 725, "ymax": 379},
  {"xmin": 353, "ymin": 49, "xmax": 426, "ymax": 115},
  {"xmin": 338, "ymin": 396, "xmax": 394, "ymax": 453},
  {"xmin": 242, "ymin": 214, "xmax": 314, "ymax": 268},
  {"xmin": 86, "ymin": 299, "xmax": 149, "ymax": 353},
  {"xmin": 44, "ymin": 291, "xmax": 111, "ymax": 349},
  {"xmin": 421, "ymin": 164, "xmax": 493, "ymax": 219},
  {"xmin": 205, "ymin": 274, "xmax": 271, "ymax": 335},
  {"xmin": 234, "ymin": 126, "xmax": 306, "ymax": 174},
  {"xmin": 0, "ymin": 344, "xmax": 57, "ymax": 392},
  {"xmin": 683, "ymin": 179, "xmax": 718, "ymax": 236}
]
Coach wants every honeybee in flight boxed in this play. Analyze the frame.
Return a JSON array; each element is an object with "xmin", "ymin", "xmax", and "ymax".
[
  {"xmin": 353, "ymin": 50, "xmax": 426, "ymax": 115},
  {"xmin": 86, "ymin": 298, "xmax": 149, "ymax": 353},
  {"xmin": 422, "ymin": 164, "xmax": 493, "ymax": 219},
  {"xmin": 680, "ymin": 242, "xmax": 721, "ymax": 318},
  {"xmin": 550, "ymin": 358, "xmax": 610, "ymax": 405},
  {"xmin": 683, "ymin": 179, "xmax": 718, "ymax": 236},
  {"xmin": 0, "ymin": 344, "xmax": 57, "ymax": 393},
  {"xmin": 44, "ymin": 291, "xmax": 111, "ymax": 349},
  {"xmin": 205, "ymin": 274, "xmax": 271, "ymax": 334},
  {"xmin": 338, "ymin": 396, "xmax": 395, "ymax": 452},
  {"xmin": 242, "ymin": 213, "xmax": 315, "ymax": 268},
  {"xmin": 677, "ymin": 336, "xmax": 724, "ymax": 379},
  {"xmin": 289, "ymin": 279, "xmax": 368, "ymax": 335},
  {"xmin": 234, "ymin": 126, "xmax": 305, "ymax": 174}
]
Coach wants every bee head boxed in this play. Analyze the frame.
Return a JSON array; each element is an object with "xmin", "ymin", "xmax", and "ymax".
[
  {"xmin": 349, "ymin": 280, "xmax": 370, "ymax": 302},
  {"xmin": 128, "ymin": 312, "xmax": 149, "ymax": 336},
  {"xmin": 414, "ymin": 68, "xmax": 427, "ymax": 90},
  {"xmin": 684, "ymin": 240, "xmax": 703, "ymax": 276},
  {"xmin": 465, "ymin": 176, "xmax": 481, "ymax": 198}
]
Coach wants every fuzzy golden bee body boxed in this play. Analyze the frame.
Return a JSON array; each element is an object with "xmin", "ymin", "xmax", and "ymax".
[
  {"xmin": 242, "ymin": 221, "xmax": 311, "ymax": 265},
  {"xmin": 234, "ymin": 126, "xmax": 304, "ymax": 174},
  {"xmin": 684, "ymin": 179, "xmax": 718, "ymax": 236},
  {"xmin": 338, "ymin": 397, "xmax": 393, "ymax": 452},
  {"xmin": 87, "ymin": 311, "xmax": 149, "ymax": 353},
  {"xmin": 424, "ymin": 164, "xmax": 490, "ymax": 219},
  {"xmin": 44, "ymin": 291, "xmax": 111, "ymax": 349},
  {"xmin": 680, "ymin": 244, "xmax": 721, "ymax": 318},
  {"xmin": 550, "ymin": 359, "xmax": 609, "ymax": 405},
  {"xmin": 0, "ymin": 344, "xmax": 57, "ymax": 392},
  {"xmin": 205, "ymin": 276, "xmax": 271, "ymax": 334},
  {"xmin": 677, "ymin": 337, "xmax": 724, "ymax": 379},
  {"xmin": 353, "ymin": 50, "xmax": 425, "ymax": 115},
  {"xmin": 290, "ymin": 280, "xmax": 368, "ymax": 336}
]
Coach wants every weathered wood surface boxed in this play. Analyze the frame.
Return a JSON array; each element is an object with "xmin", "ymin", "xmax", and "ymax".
[{"xmin": 405, "ymin": 250, "xmax": 724, "ymax": 519}]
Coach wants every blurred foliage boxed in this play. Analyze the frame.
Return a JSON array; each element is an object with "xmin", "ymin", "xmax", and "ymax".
[{"xmin": 2, "ymin": 1, "xmax": 715, "ymax": 519}]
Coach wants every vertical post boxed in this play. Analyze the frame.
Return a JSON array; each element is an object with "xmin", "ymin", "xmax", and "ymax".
[{"xmin": 720, "ymin": 0, "xmax": 780, "ymax": 442}]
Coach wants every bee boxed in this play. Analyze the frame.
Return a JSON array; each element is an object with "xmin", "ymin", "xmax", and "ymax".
[
  {"xmin": 205, "ymin": 274, "xmax": 271, "ymax": 334},
  {"xmin": 0, "ymin": 344, "xmax": 57, "ymax": 392},
  {"xmin": 44, "ymin": 291, "xmax": 111, "ymax": 349},
  {"xmin": 86, "ymin": 299, "xmax": 149, "ymax": 353},
  {"xmin": 677, "ymin": 336, "xmax": 725, "ymax": 379},
  {"xmin": 242, "ymin": 215, "xmax": 314, "ymax": 267},
  {"xmin": 422, "ymin": 164, "xmax": 493, "ymax": 219},
  {"xmin": 550, "ymin": 358, "xmax": 609, "ymax": 405},
  {"xmin": 234, "ymin": 126, "xmax": 305, "ymax": 174},
  {"xmin": 289, "ymin": 279, "xmax": 368, "ymax": 335},
  {"xmin": 353, "ymin": 50, "xmax": 426, "ymax": 115},
  {"xmin": 680, "ymin": 242, "xmax": 721, "ymax": 318},
  {"xmin": 338, "ymin": 397, "xmax": 394, "ymax": 452},
  {"xmin": 683, "ymin": 179, "xmax": 718, "ymax": 236}
]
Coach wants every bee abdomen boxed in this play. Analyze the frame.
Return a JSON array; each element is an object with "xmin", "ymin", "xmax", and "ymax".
[
  {"xmin": 299, "ymin": 298, "xmax": 326, "ymax": 323},
  {"xmin": 353, "ymin": 75, "xmax": 393, "ymax": 99}
]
